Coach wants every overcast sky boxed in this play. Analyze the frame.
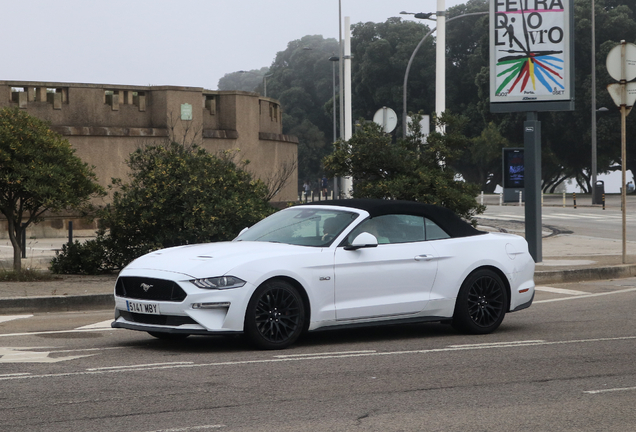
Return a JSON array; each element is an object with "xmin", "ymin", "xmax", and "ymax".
[{"xmin": 1, "ymin": 0, "xmax": 466, "ymax": 90}]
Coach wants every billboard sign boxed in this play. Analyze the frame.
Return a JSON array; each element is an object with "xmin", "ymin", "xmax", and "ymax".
[{"xmin": 490, "ymin": 0, "xmax": 574, "ymax": 112}]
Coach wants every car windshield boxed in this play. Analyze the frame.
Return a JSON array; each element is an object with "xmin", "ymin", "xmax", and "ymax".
[{"xmin": 235, "ymin": 208, "xmax": 359, "ymax": 247}]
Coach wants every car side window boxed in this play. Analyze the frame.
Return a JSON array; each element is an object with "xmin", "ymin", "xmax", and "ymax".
[
  {"xmin": 347, "ymin": 214, "xmax": 426, "ymax": 245},
  {"xmin": 425, "ymin": 218, "xmax": 450, "ymax": 240}
]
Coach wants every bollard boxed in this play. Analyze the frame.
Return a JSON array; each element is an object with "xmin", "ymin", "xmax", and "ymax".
[
  {"xmin": 480, "ymin": 191, "xmax": 484, "ymax": 205},
  {"xmin": 499, "ymin": 193, "xmax": 503, "ymax": 206},
  {"xmin": 573, "ymin": 192, "xmax": 577, "ymax": 209},
  {"xmin": 562, "ymin": 192, "xmax": 566, "ymax": 207},
  {"xmin": 603, "ymin": 193, "xmax": 605, "ymax": 210},
  {"xmin": 518, "ymin": 190, "xmax": 523, "ymax": 206},
  {"xmin": 541, "ymin": 192, "xmax": 544, "ymax": 207},
  {"xmin": 68, "ymin": 221, "xmax": 73, "ymax": 245}
]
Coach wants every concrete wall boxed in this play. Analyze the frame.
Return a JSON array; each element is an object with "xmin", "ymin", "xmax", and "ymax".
[{"xmin": 0, "ymin": 81, "xmax": 298, "ymax": 238}]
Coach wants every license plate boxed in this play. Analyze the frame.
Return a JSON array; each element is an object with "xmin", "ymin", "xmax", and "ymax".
[{"xmin": 126, "ymin": 300, "xmax": 160, "ymax": 315}]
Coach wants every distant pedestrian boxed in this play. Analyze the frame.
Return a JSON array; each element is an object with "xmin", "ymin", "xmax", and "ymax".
[
  {"xmin": 321, "ymin": 176, "xmax": 328, "ymax": 198},
  {"xmin": 303, "ymin": 180, "xmax": 311, "ymax": 202}
]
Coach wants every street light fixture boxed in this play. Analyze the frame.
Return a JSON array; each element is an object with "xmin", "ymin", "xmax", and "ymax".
[
  {"xmin": 400, "ymin": 11, "xmax": 436, "ymax": 20},
  {"xmin": 238, "ymin": 70, "xmax": 273, "ymax": 98},
  {"xmin": 401, "ymin": 10, "xmax": 487, "ymax": 137}
]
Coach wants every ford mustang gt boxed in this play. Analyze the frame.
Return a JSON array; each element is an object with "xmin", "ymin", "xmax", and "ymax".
[{"xmin": 112, "ymin": 199, "xmax": 535, "ymax": 349}]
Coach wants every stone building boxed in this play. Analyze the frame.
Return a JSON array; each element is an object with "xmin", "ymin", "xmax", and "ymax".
[{"xmin": 0, "ymin": 81, "xmax": 298, "ymax": 238}]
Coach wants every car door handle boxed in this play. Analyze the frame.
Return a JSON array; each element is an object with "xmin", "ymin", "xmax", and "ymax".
[{"xmin": 414, "ymin": 254, "xmax": 434, "ymax": 261}]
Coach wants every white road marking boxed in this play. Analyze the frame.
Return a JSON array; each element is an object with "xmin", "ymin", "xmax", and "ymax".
[
  {"xmin": 535, "ymin": 286, "xmax": 589, "ymax": 295},
  {"xmin": 0, "ymin": 347, "xmax": 96, "ymax": 363},
  {"xmin": 146, "ymin": 425, "xmax": 225, "ymax": 431},
  {"xmin": 448, "ymin": 340, "xmax": 544, "ymax": 348},
  {"xmin": 534, "ymin": 287, "xmax": 636, "ymax": 303},
  {"xmin": 584, "ymin": 386, "xmax": 636, "ymax": 395},
  {"xmin": 0, "ymin": 327, "xmax": 120, "ymax": 338},
  {"xmin": 87, "ymin": 361, "xmax": 193, "ymax": 371},
  {"xmin": 1, "ymin": 335, "xmax": 634, "ymax": 381},
  {"xmin": 0, "ymin": 314, "xmax": 33, "ymax": 324},
  {"xmin": 74, "ymin": 320, "xmax": 113, "ymax": 330},
  {"xmin": 274, "ymin": 350, "xmax": 376, "ymax": 358}
]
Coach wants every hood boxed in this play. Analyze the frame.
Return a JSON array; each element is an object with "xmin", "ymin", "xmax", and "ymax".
[{"xmin": 123, "ymin": 241, "xmax": 314, "ymax": 278}]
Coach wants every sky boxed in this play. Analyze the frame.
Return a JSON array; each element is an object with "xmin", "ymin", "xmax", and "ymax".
[
  {"xmin": 2, "ymin": 0, "xmax": 630, "ymax": 192},
  {"xmin": 0, "ymin": 0, "xmax": 465, "ymax": 90}
]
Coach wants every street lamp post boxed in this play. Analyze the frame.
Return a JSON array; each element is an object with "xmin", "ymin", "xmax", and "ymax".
[
  {"xmin": 400, "ymin": 10, "xmax": 487, "ymax": 137},
  {"xmin": 591, "ymin": 0, "xmax": 601, "ymax": 204},
  {"xmin": 238, "ymin": 70, "xmax": 273, "ymax": 97},
  {"xmin": 329, "ymin": 54, "xmax": 340, "ymax": 198}
]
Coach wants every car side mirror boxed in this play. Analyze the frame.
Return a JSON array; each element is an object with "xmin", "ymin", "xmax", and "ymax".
[{"xmin": 344, "ymin": 232, "xmax": 379, "ymax": 251}]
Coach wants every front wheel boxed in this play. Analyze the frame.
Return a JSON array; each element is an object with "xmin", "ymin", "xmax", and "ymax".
[
  {"xmin": 244, "ymin": 280, "xmax": 305, "ymax": 350},
  {"xmin": 452, "ymin": 269, "xmax": 508, "ymax": 334}
]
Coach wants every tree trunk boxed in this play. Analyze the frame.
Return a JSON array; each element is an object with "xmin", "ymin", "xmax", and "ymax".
[{"xmin": 6, "ymin": 218, "xmax": 22, "ymax": 272}]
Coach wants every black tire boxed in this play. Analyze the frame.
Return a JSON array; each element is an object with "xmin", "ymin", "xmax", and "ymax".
[
  {"xmin": 452, "ymin": 269, "xmax": 508, "ymax": 334},
  {"xmin": 148, "ymin": 332, "xmax": 189, "ymax": 340},
  {"xmin": 244, "ymin": 280, "xmax": 305, "ymax": 350}
]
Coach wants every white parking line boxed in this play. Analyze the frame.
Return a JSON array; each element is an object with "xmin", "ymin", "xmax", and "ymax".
[
  {"xmin": 584, "ymin": 386, "xmax": 636, "ymax": 395},
  {"xmin": 534, "ymin": 287, "xmax": 636, "ymax": 303},
  {"xmin": 535, "ymin": 286, "xmax": 588, "ymax": 295},
  {"xmin": 274, "ymin": 350, "xmax": 376, "ymax": 358},
  {"xmin": 87, "ymin": 361, "xmax": 193, "ymax": 371},
  {"xmin": 146, "ymin": 425, "xmax": 225, "ymax": 431}
]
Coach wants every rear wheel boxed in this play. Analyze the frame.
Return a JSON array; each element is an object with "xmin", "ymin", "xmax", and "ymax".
[
  {"xmin": 244, "ymin": 280, "xmax": 305, "ymax": 350},
  {"xmin": 452, "ymin": 269, "xmax": 508, "ymax": 334}
]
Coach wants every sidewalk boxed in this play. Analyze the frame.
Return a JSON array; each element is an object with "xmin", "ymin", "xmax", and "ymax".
[{"xmin": 2, "ymin": 200, "xmax": 636, "ymax": 313}]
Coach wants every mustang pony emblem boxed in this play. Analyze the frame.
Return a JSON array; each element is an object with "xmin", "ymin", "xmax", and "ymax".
[{"xmin": 140, "ymin": 283, "xmax": 153, "ymax": 292}]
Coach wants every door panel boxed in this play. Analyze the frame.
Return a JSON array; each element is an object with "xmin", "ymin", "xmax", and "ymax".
[{"xmin": 334, "ymin": 241, "xmax": 438, "ymax": 320}]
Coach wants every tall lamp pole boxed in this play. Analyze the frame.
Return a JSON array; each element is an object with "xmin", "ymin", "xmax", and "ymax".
[
  {"xmin": 400, "ymin": 10, "xmax": 487, "ymax": 137},
  {"xmin": 238, "ymin": 70, "xmax": 273, "ymax": 97},
  {"xmin": 435, "ymin": 0, "xmax": 446, "ymax": 126},
  {"xmin": 329, "ymin": 55, "xmax": 340, "ymax": 198},
  {"xmin": 591, "ymin": 0, "xmax": 600, "ymax": 203}
]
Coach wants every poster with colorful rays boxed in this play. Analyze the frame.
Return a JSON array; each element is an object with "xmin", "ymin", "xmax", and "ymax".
[{"xmin": 490, "ymin": 0, "xmax": 573, "ymax": 107}]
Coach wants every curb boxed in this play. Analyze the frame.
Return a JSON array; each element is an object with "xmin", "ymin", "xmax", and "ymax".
[
  {"xmin": 0, "ymin": 294, "xmax": 114, "ymax": 314},
  {"xmin": 535, "ymin": 263, "xmax": 636, "ymax": 285}
]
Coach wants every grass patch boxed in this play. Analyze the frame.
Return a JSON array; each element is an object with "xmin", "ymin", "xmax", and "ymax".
[{"xmin": 0, "ymin": 268, "xmax": 59, "ymax": 282}]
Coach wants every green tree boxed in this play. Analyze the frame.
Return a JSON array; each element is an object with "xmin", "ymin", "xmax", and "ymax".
[
  {"xmin": 0, "ymin": 108, "xmax": 104, "ymax": 271},
  {"xmin": 217, "ymin": 67, "xmax": 270, "ymax": 92},
  {"xmin": 323, "ymin": 113, "xmax": 484, "ymax": 222},
  {"xmin": 103, "ymin": 142, "xmax": 276, "ymax": 266},
  {"xmin": 52, "ymin": 141, "xmax": 276, "ymax": 273},
  {"xmin": 265, "ymin": 35, "xmax": 340, "ymax": 186}
]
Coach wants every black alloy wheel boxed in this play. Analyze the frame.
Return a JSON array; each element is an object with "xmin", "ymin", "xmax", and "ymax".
[
  {"xmin": 452, "ymin": 269, "xmax": 508, "ymax": 334},
  {"xmin": 245, "ymin": 280, "xmax": 305, "ymax": 349}
]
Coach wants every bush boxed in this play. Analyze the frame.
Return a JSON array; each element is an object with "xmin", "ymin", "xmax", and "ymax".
[
  {"xmin": 50, "ymin": 238, "xmax": 110, "ymax": 275},
  {"xmin": 51, "ymin": 142, "xmax": 276, "ymax": 274}
]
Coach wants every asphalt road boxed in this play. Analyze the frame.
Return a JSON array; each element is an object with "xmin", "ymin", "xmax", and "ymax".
[
  {"xmin": 478, "ymin": 201, "xmax": 636, "ymax": 241},
  {"xmin": 1, "ymin": 278, "xmax": 635, "ymax": 431}
]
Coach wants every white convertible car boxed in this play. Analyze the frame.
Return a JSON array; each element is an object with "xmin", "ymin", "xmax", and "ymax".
[{"xmin": 112, "ymin": 199, "xmax": 535, "ymax": 349}]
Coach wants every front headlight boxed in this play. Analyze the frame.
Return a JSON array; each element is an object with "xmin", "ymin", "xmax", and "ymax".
[{"xmin": 190, "ymin": 276, "xmax": 246, "ymax": 290}]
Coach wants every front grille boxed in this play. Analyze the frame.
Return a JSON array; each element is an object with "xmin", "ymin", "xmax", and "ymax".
[
  {"xmin": 119, "ymin": 310, "xmax": 197, "ymax": 326},
  {"xmin": 116, "ymin": 277, "xmax": 187, "ymax": 302}
]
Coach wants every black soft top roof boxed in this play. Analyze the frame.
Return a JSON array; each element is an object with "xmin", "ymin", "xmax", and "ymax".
[{"xmin": 304, "ymin": 199, "xmax": 484, "ymax": 238}]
